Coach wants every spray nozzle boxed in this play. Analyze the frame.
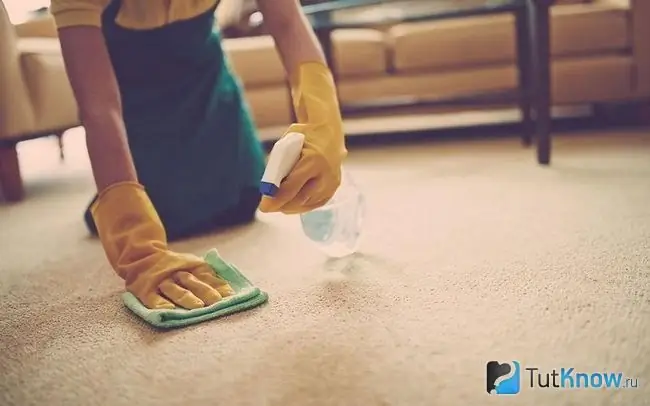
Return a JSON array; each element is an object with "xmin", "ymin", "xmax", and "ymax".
[{"xmin": 259, "ymin": 132, "xmax": 305, "ymax": 197}]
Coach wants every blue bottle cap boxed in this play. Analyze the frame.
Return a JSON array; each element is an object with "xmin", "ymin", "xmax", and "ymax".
[{"xmin": 259, "ymin": 181, "xmax": 279, "ymax": 197}]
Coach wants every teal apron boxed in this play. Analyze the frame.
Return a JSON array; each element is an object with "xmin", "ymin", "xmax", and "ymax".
[{"xmin": 85, "ymin": 0, "xmax": 266, "ymax": 239}]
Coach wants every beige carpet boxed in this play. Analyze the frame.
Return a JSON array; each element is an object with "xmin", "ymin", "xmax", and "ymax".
[{"xmin": 1, "ymin": 126, "xmax": 649, "ymax": 406}]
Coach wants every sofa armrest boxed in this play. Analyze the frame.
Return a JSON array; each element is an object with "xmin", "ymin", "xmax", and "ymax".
[
  {"xmin": 0, "ymin": 2, "xmax": 34, "ymax": 138},
  {"xmin": 14, "ymin": 14, "xmax": 58, "ymax": 38},
  {"xmin": 0, "ymin": 1, "xmax": 18, "ymax": 73},
  {"xmin": 630, "ymin": 0, "xmax": 650, "ymax": 97}
]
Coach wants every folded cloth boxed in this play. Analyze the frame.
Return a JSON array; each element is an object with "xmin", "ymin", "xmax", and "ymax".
[{"xmin": 122, "ymin": 249, "xmax": 269, "ymax": 329}]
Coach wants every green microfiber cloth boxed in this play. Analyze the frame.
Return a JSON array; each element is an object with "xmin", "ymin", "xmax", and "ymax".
[{"xmin": 122, "ymin": 249, "xmax": 269, "ymax": 329}]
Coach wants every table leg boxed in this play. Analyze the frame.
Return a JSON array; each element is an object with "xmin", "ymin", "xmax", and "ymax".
[
  {"xmin": 55, "ymin": 131, "xmax": 65, "ymax": 161},
  {"xmin": 316, "ymin": 27, "xmax": 336, "ymax": 76},
  {"xmin": 0, "ymin": 142, "xmax": 25, "ymax": 202},
  {"xmin": 287, "ymin": 80, "xmax": 297, "ymax": 123},
  {"xmin": 515, "ymin": 8, "xmax": 533, "ymax": 147},
  {"xmin": 531, "ymin": 0, "xmax": 552, "ymax": 165}
]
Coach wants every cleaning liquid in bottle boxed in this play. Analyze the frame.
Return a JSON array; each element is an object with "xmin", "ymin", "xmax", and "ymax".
[{"xmin": 260, "ymin": 132, "xmax": 365, "ymax": 258}]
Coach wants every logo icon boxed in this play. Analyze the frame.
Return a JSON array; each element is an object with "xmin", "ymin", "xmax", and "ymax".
[{"xmin": 487, "ymin": 361, "xmax": 521, "ymax": 395}]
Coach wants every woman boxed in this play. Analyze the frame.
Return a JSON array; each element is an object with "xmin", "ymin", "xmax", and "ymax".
[{"xmin": 52, "ymin": 0, "xmax": 347, "ymax": 310}]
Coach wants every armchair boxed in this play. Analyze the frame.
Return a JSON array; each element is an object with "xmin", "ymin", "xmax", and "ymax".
[{"xmin": 0, "ymin": 1, "xmax": 79, "ymax": 202}]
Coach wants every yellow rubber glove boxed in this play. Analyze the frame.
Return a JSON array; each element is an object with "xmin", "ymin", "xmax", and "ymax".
[
  {"xmin": 258, "ymin": 61, "xmax": 347, "ymax": 214},
  {"xmin": 91, "ymin": 181, "xmax": 235, "ymax": 310}
]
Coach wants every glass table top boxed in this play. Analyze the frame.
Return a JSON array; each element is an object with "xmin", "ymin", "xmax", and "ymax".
[{"xmin": 303, "ymin": 0, "xmax": 525, "ymax": 29}]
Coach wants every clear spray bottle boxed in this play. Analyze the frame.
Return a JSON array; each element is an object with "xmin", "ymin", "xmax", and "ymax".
[{"xmin": 260, "ymin": 132, "xmax": 365, "ymax": 258}]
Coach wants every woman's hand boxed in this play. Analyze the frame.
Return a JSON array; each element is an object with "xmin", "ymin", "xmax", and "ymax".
[
  {"xmin": 258, "ymin": 62, "xmax": 347, "ymax": 214},
  {"xmin": 92, "ymin": 182, "xmax": 235, "ymax": 309},
  {"xmin": 57, "ymin": 25, "xmax": 231, "ymax": 309},
  {"xmin": 255, "ymin": 0, "xmax": 347, "ymax": 214}
]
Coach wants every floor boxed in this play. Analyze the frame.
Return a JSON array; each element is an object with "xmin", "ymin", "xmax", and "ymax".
[{"xmin": 1, "ymin": 125, "xmax": 649, "ymax": 406}]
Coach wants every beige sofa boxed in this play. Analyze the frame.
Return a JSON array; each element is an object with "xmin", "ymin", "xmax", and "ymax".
[
  {"xmin": 229, "ymin": 0, "xmax": 649, "ymax": 130},
  {"xmin": 0, "ymin": 2, "xmax": 78, "ymax": 201},
  {"xmin": 1, "ymin": 0, "xmax": 648, "ymax": 202}
]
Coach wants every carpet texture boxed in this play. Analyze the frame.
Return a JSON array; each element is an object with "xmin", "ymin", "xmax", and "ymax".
[{"xmin": 1, "ymin": 127, "xmax": 649, "ymax": 406}]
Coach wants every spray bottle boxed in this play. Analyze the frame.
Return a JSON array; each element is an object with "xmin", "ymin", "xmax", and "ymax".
[{"xmin": 260, "ymin": 132, "xmax": 365, "ymax": 258}]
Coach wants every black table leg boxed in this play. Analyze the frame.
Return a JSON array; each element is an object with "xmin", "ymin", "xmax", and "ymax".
[
  {"xmin": 515, "ymin": 7, "xmax": 533, "ymax": 147},
  {"xmin": 531, "ymin": 0, "xmax": 552, "ymax": 165},
  {"xmin": 287, "ymin": 79, "xmax": 297, "ymax": 122},
  {"xmin": 316, "ymin": 27, "xmax": 336, "ymax": 76}
]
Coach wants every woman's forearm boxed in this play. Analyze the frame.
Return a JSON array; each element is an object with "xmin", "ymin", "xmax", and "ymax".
[
  {"xmin": 83, "ymin": 111, "xmax": 138, "ymax": 191},
  {"xmin": 59, "ymin": 27, "xmax": 138, "ymax": 191},
  {"xmin": 257, "ymin": 0, "xmax": 326, "ymax": 86}
]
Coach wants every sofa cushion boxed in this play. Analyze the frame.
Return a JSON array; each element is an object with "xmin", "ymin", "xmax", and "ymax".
[
  {"xmin": 243, "ymin": 86, "xmax": 292, "ymax": 129},
  {"xmin": 550, "ymin": 2, "xmax": 629, "ymax": 57},
  {"xmin": 223, "ymin": 29, "xmax": 388, "ymax": 87},
  {"xmin": 222, "ymin": 35, "xmax": 286, "ymax": 87},
  {"xmin": 389, "ymin": 1, "xmax": 629, "ymax": 73},
  {"xmin": 337, "ymin": 55, "xmax": 633, "ymax": 106},
  {"xmin": 332, "ymin": 29, "xmax": 387, "ymax": 78},
  {"xmin": 14, "ymin": 15, "xmax": 58, "ymax": 38},
  {"xmin": 17, "ymin": 38, "xmax": 79, "ymax": 133}
]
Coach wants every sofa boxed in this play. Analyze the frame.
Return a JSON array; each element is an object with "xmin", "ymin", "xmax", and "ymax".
[
  {"xmin": 1, "ymin": 0, "xmax": 648, "ymax": 202},
  {"xmin": 227, "ymin": 0, "xmax": 649, "ymax": 130},
  {"xmin": 0, "ymin": 2, "xmax": 78, "ymax": 201}
]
